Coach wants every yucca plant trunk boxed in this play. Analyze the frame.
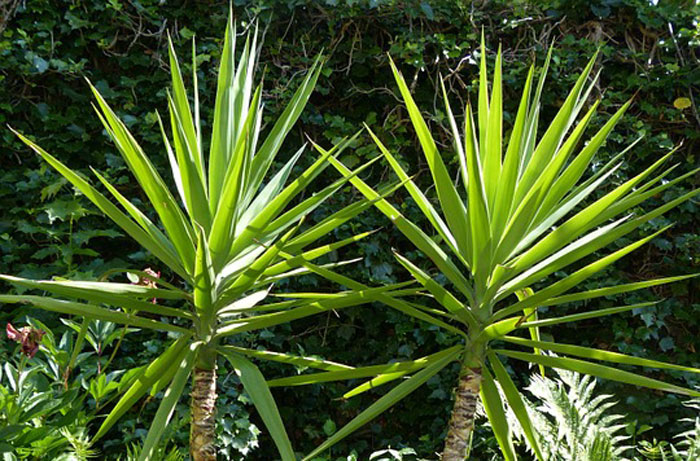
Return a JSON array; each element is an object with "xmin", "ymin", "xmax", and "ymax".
[
  {"xmin": 190, "ymin": 347, "xmax": 218, "ymax": 461},
  {"xmin": 442, "ymin": 358, "xmax": 483, "ymax": 460}
]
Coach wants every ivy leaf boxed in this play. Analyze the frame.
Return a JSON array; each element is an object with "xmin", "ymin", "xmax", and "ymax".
[
  {"xmin": 43, "ymin": 199, "xmax": 89, "ymax": 224},
  {"xmin": 323, "ymin": 419, "xmax": 337, "ymax": 436},
  {"xmin": 659, "ymin": 337, "xmax": 675, "ymax": 352},
  {"xmin": 32, "ymin": 55, "xmax": 49, "ymax": 74},
  {"xmin": 673, "ymin": 97, "xmax": 692, "ymax": 110},
  {"xmin": 420, "ymin": 1, "xmax": 435, "ymax": 19},
  {"xmin": 40, "ymin": 178, "xmax": 68, "ymax": 201}
]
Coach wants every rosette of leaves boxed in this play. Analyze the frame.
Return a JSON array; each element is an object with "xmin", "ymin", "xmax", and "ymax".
[
  {"xmin": 1, "ymin": 15, "xmax": 410, "ymax": 461},
  {"xmin": 282, "ymin": 41, "xmax": 700, "ymax": 460}
]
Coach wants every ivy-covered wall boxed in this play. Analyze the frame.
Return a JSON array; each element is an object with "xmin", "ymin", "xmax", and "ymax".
[{"xmin": 1, "ymin": 0, "xmax": 698, "ymax": 458}]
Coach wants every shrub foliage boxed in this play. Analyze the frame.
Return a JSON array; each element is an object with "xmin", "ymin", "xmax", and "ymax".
[{"xmin": 0, "ymin": 0, "xmax": 698, "ymax": 458}]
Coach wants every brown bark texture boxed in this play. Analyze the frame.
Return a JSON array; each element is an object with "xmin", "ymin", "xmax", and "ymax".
[
  {"xmin": 190, "ymin": 367, "xmax": 218, "ymax": 461},
  {"xmin": 441, "ymin": 367, "xmax": 483, "ymax": 461}
]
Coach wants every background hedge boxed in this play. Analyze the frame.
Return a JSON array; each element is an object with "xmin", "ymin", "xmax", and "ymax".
[{"xmin": 0, "ymin": 0, "xmax": 698, "ymax": 458}]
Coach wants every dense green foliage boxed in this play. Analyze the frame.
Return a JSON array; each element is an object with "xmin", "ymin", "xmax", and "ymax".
[{"xmin": 1, "ymin": 0, "xmax": 698, "ymax": 459}]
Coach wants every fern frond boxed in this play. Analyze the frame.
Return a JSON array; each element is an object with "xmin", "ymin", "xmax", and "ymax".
[{"xmin": 505, "ymin": 364, "xmax": 631, "ymax": 461}]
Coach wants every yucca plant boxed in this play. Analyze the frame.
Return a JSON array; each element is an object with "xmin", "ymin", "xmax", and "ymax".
[
  {"xmin": 287, "ymin": 41, "xmax": 699, "ymax": 460},
  {"xmin": 1, "ymin": 16, "xmax": 410, "ymax": 461}
]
